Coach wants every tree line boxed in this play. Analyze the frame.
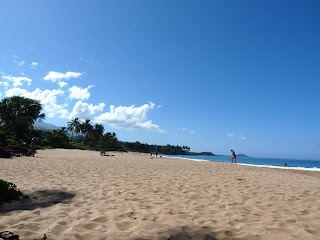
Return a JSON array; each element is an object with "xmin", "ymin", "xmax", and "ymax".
[{"xmin": 0, "ymin": 96, "xmax": 190, "ymax": 154}]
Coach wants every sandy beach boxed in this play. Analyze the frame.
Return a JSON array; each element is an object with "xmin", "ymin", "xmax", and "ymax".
[{"xmin": 1, "ymin": 149, "xmax": 320, "ymax": 240}]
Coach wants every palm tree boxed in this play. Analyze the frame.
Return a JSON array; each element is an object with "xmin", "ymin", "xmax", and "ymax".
[
  {"xmin": 75, "ymin": 119, "xmax": 82, "ymax": 136},
  {"xmin": 83, "ymin": 119, "xmax": 93, "ymax": 137},
  {"xmin": 52, "ymin": 127, "xmax": 69, "ymax": 138},
  {"xmin": 93, "ymin": 123, "xmax": 104, "ymax": 138},
  {"xmin": 67, "ymin": 117, "xmax": 80, "ymax": 140}
]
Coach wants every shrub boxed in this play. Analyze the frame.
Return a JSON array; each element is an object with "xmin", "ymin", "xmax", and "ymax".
[{"xmin": 0, "ymin": 179, "xmax": 27, "ymax": 205}]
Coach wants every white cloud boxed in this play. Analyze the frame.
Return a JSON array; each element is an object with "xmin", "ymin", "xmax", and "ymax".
[
  {"xmin": 2, "ymin": 76, "xmax": 32, "ymax": 87},
  {"xmin": 69, "ymin": 101, "xmax": 105, "ymax": 119},
  {"xmin": 58, "ymin": 81, "xmax": 68, "ymax": 88},
  {"xmin": 68, "ymin": 85, "xmax": 93, "ymax": 100},
  {"xmin": 5, "ymin": 87, "xmax": 68, "ymax": 118},
  {"xmin": 189, "ymin": 131, "xmax": 196, "ymax": 134},
  {"xmin": 43, "ymin": 71, "xmax": 82, "ymax": 82},
  {"xmin": 227, "ymin": 133, "xmax": 247, "ymax": 140},
  {"xmin": 31, "ymin": 62, "xmax": 39, "ymax": 67},
  {"xmin": 11, "ymin": 55, "xmax": 26, "ymax": 67},
  {"xmin": 78, "ymin": 57, "xmax": 99, "ymax": 64},
  {"xmin": 94, "ymin": 102, "xmax": 165, "ymax": 133},
  {"xmin": 157, "ymin": 105, "xmax": 162, "ymax": 108},
  {"xmin": 0, "ymin": 81, "xmax": 9, "ymax": 87},
  {"xmin": 78, "ymin": 57, "xmax": 89, "ymax": 63}
]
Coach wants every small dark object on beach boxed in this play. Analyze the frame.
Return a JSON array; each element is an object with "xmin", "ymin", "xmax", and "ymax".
[
  {"xmin": 128, "ymin": 211, "xmax": 137, "ymax": 219},
  {"xmin": 0, "ymin": 147, "xmax": 12, "ymax": 158},
  {"xmin": 167, "ymin": 235, "xmax": 173, "ymax": 240},
  {"xmin": 42, "ymin": 234, "xmax": 47, "ymax": 240},
  {"xmin": 0, "ymin": 231, "xmax": 20, "ymax": 240}
]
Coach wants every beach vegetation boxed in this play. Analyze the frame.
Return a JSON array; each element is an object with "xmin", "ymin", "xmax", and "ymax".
[
  {"xmin": 0, "ymin": 96, "xmax": 190, "ymax": 156},
  {"xmin": 67, "ymin": 117, "xmax": 80, "ymax": 141},
  {"xmin": 0, "ymin": 179, "xmax": 28, "ymax": 205},
  {"xmin": 46, "ymin": 127, "xmax": 72, "ymax": 148},
  {"xmin": 159, "ymin": 144, "xmax": 172, "ymax": 154},
  {"xmin": 0, "ymin": 96, "xmax": 45, "ymax": 141}
]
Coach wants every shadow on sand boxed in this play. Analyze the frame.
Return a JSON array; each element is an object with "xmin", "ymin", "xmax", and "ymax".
[
  {"xmin": 0, "ymin": 190, "xmax": 75, "ymax": 214},
  {"xmin": 134, "ymin": 226, "xmax": 219, "ymax": 240}
]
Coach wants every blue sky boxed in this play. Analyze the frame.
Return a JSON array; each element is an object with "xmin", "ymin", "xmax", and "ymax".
[{"xmin": 0, "ymin": 1, "xmax": 319, "ymax": 159}]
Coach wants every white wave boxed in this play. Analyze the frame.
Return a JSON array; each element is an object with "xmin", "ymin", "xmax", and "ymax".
[
  {"xmin": 163, "ymin": 155, "xmax": 320, "ymax": 172},
  {"xmin": 238, "ymin": 163, "xmax": 320, "ymax": 172},
  {"xmin": 163, "ymin": 155, "xmax": 208, "ymax": 162}
]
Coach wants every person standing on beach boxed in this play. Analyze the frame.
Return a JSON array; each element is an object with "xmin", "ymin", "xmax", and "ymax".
[
  {"xmin": 231, "ymin": 149, "xmax": 236, "ymax": 164},
  {"xmin": 31, "ymin": 137, "xmax": 37, "ymax": 157}
]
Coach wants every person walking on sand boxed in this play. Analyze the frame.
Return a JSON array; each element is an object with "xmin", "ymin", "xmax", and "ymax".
[
  {"xmin": 31, "ymin": 137, "xmax": 37, "ymax": 157},
  {"xmin": 231, "ymin": 149, "xmax": 236, "ymax": 164}
]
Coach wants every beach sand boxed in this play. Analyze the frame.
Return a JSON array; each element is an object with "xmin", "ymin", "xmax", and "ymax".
[{"xmin": 1, "ymin": 149, "xmax": 320, "ymax": 240}]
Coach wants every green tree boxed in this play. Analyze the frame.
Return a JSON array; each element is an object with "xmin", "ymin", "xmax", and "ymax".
[
  {"xmin": 80, "ymin": 119, "xmax": 93, "ymax": 145},
  {"xmin": 159, "ymin": 144, "xmax": 171, "ymax": 154},
  {"xmin": 0, "ymin": 96, "xmax": 45, "ymax": 141},
  {"xmin": 100, "ymin": 132, "xmax": 120, "ymax": 151},
  {"xmin": 92, "ymin": 123, "xmax": 104, "ymax": 146},
  {"xmin": 47, "ymin": 127, "xmax": 71, "ymax": 148},
  {"xmin": 67, "ymin": 117, "xmax": 80, "ymax": 140},
  {"xmin": 81, "ymin": 119, "xmax": 93, "ymax": 137}
]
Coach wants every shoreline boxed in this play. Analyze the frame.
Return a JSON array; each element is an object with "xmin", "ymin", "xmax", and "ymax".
[{"xmin": 163, "ymin": 154, "xmax": 320, "ymax": 173}]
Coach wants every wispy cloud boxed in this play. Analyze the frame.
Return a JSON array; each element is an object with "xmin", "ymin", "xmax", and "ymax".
[
  {"xmin": 12, "ymin": 55, "xmax": 25, "ymax": 67},
  {"xmin": 0, "ymin": 81, "xmax": 10, "ymax": 88},
  {"xmin": 227, "ymin": 133, "xmax": 247, "ymax": 140},
  {"xmin": 2, "ymin": 75, "xmax": 32, "ymax": 87},
  {"xmin": 181, "ymin": 127, "xmax": 196, "ymax": 134},
  {"xmin": 78, "ymin": 57, "xmax": 99, "ymax": 64},
  {"xmin": 58, "ymin": 81, "xmax": 68, "ymax": 88},
  {"xmin": 43, "ymin": 71, "xmax": 82, "ymax": 82}
]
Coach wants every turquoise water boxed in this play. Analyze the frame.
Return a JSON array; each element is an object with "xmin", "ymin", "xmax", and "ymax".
[{"xmin": 164, "ymin": 155, "xmax": 320, "ymax": 171}]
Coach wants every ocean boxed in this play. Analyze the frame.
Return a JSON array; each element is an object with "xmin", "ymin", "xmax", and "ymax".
[{"xmin": 164, "ymin": 155, "xmax": 320, "ymax": 172}]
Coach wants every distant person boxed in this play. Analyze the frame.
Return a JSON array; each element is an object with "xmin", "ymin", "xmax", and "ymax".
[
  {"xmin": 100, "ymin": 150, "xmax": 114, "ymax": 156},
  {"xmin": 231, "ymin": 149, "xmax": 236, "ymax": 164},
  {"xmin": 284, "ymin": 163, "xmax": 287, "ymax": 166},
  {"xmin": 31, "ymin": 137, "xmax": 37, "ymax": 157},
  {"xmin": 156, "ymin": 151, "xmax": 158, "ymax": 157}
]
